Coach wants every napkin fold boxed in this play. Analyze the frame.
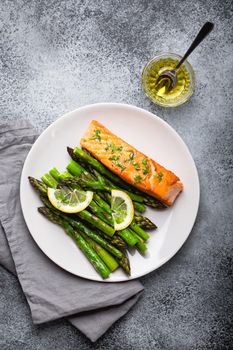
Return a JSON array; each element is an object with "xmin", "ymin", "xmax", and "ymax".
[{"xmin": 0, "ymin": 120, "xmax": 143, "ymax": 342}]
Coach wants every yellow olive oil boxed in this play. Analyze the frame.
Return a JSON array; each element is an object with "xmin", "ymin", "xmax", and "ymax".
[{"xmin": 142, "ymin": 55, "xmax": 194, "ymax": 107}]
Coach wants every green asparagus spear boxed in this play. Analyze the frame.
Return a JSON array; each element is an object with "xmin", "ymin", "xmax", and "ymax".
[
  {"xmin": 128, "ymin": 229, "xmax": 148, "ymax": 254},
  {"xmin": 88, "ymin": 200, "xmax": 113, "ymax": 225},
  {"xmin": 41, "ymin": 173, "xmax": 58, "ymax": 189},
  {"xmin": 80, "ymin": 231, "xmax": 130, "ymax": 275},
  {"xmin": 67, "ymin": 158, "xmax": 95, "ymax": 181},
  {"xmin": 67, "ymin": 146, "xmax": 85, "ymax": 165},
  {"xmin": 28, "ymin": 177, "xmax": 47, "ymax": 195},
  {"xmin": 133, "ymin": 202, "xmax": 146, "ymax": 213},
  {"xmin": 118, "ymin": 229, "xmax": 138, "ymax": 247},
  {"xmin": 77, "ymin": 210, "xmax": 115, "ymax": 236},
  {"xmin": 98, "ymin": 192, "xmax": 112, "ymax": 205},
  {"xmin": 130, "ymin": 222, "xmax": 150, "ymax": 241},
  {"xmin": 141, "ymin": 195, "xmax": 166, "ymax": 209},
  {"xmin": 71, "ymin": 221, "xmax": 122, "ymax": 259},
  {"xmin": 136, "ymin": 240, "xmax": 147, "ymax": 254},
  {"xmin": 49, "ymin": 168, "xmax": 73, "ymax": 183},
  {"xmin": 100, "ymin": 232, "xmax": 127, "ymax": 250},
  {"xmin": 118, "ymin": 254, "xmax": 131, "ymax": 276},
  {"xmin": 90, "ymin": 168, "xmax": 106, "ymax": 185},
  {"xmin": 134, "ymin": 214, "xmax": 157, "ymax": 230},
  {"xmin": 61, "ymin": 176, "xmax": 111, "ymax": 192},
  {"xmin": 81, "ymin": 233, "xmax": 119, "ymax": 272},
  {"xmin": 93, "ymin": 193, "xmax": 112, "ymax": 214},
  {"xmin": 58, "ymin": 171, "xmax": 73, "ymax": 181},
  {"xmin": 49, "ymin": 167, "xmax": 61, "ymax": 182},
  {"xmin": 66, "ymin": 159, "xmax": 84, "ymax": 177},
  {"xmin": 38, "ymin": 207, "xmax": 110, "ymax": 279}
]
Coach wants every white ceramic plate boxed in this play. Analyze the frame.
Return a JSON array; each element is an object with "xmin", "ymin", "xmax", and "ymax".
[{"xmin": 20, "ymin": 103, "xmax": 200, "ymax": 282}]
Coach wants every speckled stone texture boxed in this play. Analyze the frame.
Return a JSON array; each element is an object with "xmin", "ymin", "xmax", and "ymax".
[{"xmin": 0, "ymin": 0, "xmax": 232, "ymax": 349}]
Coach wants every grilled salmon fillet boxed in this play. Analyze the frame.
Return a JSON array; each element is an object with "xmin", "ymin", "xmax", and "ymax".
[{"xmin": 80, "ymin": 120, "xmax": 183, "ymax": 206}]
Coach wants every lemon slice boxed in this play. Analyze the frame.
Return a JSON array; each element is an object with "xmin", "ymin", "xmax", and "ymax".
[
  {"xmin": 47, "ymin": 187, "xmax": 93, "ymax": 213},
  {"xmin": 111, "ymin": 189, "xmax": 134, "ymax": 231}
]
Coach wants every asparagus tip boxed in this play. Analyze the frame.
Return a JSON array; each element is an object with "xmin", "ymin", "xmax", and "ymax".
[
  {"xmin": 67, "ymin": 146, "xmax": 75, "ymax": 158},
  {"xmin": 38, "ymin": 206, "xmax": 47, "ymax": 214}
]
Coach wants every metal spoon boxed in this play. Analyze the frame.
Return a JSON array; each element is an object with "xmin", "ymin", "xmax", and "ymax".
[{"xmin": 157, "ymin": 22, "xmax": 214, "ymax": 90}]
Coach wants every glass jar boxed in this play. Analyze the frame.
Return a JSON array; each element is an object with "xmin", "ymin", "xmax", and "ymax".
[{"xmin": 141, "ymin": 52, "xmax": 195, "ymax": 107}]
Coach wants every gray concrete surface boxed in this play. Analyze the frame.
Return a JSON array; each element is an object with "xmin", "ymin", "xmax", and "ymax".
[{"xmin": 0, "ymin": 0, "xmax": 232, "ymax": 349}]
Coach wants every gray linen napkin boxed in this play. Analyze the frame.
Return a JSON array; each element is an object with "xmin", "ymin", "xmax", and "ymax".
[{"xmin": 0, "ymin": 120, "xmax": 144, "ymax": 342}]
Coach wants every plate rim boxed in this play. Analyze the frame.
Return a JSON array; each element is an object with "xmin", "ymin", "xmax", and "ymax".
[{"xmin": 20, "ymin": 102, "xmax": 200, "ymax": 282}]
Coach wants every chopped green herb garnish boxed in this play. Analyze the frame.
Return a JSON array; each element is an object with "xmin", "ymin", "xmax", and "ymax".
[
  {"xmin": 109, "ymin": 155, "xmax": 120, "ymax": 161},
  {"xmin": 142, "ymin": 159, "xmax": 147, "ymax": 166},
  {"xmin": 105, "ymin": 143, "xmax": 123, "ymax": 153},
  {"xmin": 129, "ymin": 152, "xmax": 135, "ymax": 161},
  {"xmin": 143, "ymin": 169, "xmax": 150, "ymax": 175},
  {"xmin": 134, "ymin": 175, "xmax": 142, "ymax": 183},
  {"xmin": 142, "ymin": 158, "xmax": 150, "ymax": 175},
  {"xmin": 125, "ymin": 150, "xmax": 136, "ymax": 163},
  {"xmin": 154, "ymin": 171, "xmax": 164, "ymax": 182},
  {"xmin": 115, "ymin": 162, "xmax": 126, "ymax": 172},
  {"xmin": 133, "ymin": 162, "xmax": 140, "ymax": 171},
  {"xmin": 90, "ymin": 129, "xmax": 101, "ymax": 142}
]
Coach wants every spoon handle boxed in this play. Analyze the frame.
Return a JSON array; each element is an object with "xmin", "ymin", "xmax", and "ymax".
[{"xmin": 176, "ymin": 22, "xmax": 214, "ymax": 70}]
